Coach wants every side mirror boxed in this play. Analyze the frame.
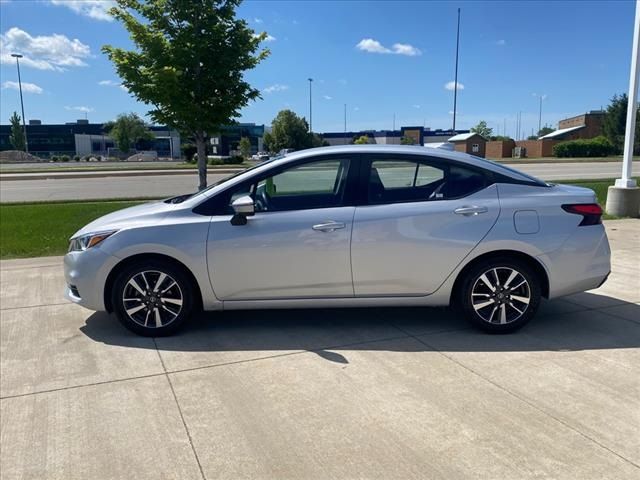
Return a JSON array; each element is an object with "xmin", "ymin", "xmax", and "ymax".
[{"xmin": 230, "ymin": 195, "xmax": 255, "ymax": 225}]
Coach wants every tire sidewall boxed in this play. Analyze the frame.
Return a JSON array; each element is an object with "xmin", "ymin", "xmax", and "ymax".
[
  {"xmin": 459, "ymin": 258, "xmax": 541, "ymax": 333},
  {"xmin": 112, "ymin": 260, "xmax": 194, "ymax": 336}
]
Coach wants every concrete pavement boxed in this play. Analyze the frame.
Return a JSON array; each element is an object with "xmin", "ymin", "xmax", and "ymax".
[
  {"xmin": 2, "ymin": 161, "xmax": 639, "ymax": 202},
  {"xmin": 1, "ymin": 220, "xmax": 639, "ymax": 479}
]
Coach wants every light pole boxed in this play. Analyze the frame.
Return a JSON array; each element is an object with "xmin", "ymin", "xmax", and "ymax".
[
  {"xmin": 343, "ymin": 103, "xmax": 347, "ymax": 145},
  {"xmin": 11, "ymin": 53, "xmax": 28, "ymax": 153},
  {"xmin": 536, "ymin": 94, "xmax": 546, "ymax": 134},
  {"xmin": 452, "ymin": 7, "xmax": 461, "ymax": 131},
  {"xmin": 308, "ymin": 78, "xmax": 313, "ymax": 133},
  {"xmin": 606, "ymin": 0, "xmax": 640, "ymax": 216}
]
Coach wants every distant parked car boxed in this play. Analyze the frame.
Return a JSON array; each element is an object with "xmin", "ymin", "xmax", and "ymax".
[
  {"xmin": 65, "ymin": 145, "xmax": 610, "ymax": 336},
  {"xmin": 277, "ymin": 148, "xmax": 295, "ymax": 156}
]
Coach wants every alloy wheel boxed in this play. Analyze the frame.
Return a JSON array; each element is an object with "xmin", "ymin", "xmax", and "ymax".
[
  {"xmin": 121, "ymin": 270, "xmax": 183, "ymax": 328},
  {"xmin": 471, "ymin": 267, "xmax": 531, "ymax": 325}
]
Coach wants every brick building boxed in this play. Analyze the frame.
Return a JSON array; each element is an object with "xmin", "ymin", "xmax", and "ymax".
[{"xmin": 540, "ymin": 110, "xmax": 605, "ymax": 142}]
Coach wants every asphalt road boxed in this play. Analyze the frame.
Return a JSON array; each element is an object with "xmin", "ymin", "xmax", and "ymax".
[{"xmin": 1, "ymin": 161, "xmax": 639, "ymax": 202}]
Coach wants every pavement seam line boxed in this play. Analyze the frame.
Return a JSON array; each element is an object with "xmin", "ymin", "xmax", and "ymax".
[
  {"xmin": 390, "ymin": 323, "xmax": 640, "ymax": 471},
  {"xmin": 0, "ymin": 331, "xmax": 414, "ymax": 400},
  {"xmin": 152, "ymin": 337, "xmax": 207, "ymax": 480},
  {"xmin": 1, "ymin": 301, "xmax": 70, "ymax": 311}
]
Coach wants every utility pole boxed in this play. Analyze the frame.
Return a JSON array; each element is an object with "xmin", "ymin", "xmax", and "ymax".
[
  {"xmin": 11, "ymin": 53, "xmax": 28, "ymax": 153},
  {"xmin": 537, "ymin": 95, "xmax": 545, "ymax": 133},
  {"xmin": 393, "ymin": 113, "xmax": 396, "ymax": 131},
  {"xmin": 607, "ymin": 0, "xmax": 640, "ymax": 216},
  {"xmin": 308, "ymin": 78, "xmax": 313, "ymax": 133},
  {"xmin": 452, "ymin": 7, "xmax": 461, "ymax": 131},
  {"xmin": 344, "ymin": 103, "xmax": 347, "ymax": 145}
]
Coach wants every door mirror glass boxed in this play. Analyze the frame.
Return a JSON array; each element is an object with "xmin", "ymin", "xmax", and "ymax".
[{"xmin": 231, "ymin": 195, "xmax": 255, "ymax": 215}]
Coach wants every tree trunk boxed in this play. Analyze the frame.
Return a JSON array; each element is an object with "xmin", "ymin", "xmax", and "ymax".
[{"xmin": 196, "ymin": 134, "xmax": 207, "ymax": 190}]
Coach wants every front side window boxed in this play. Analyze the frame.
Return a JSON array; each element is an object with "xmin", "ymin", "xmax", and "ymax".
[{"xmin": 368, "ymin": 158, "xmax": 486, "ymax": 204}]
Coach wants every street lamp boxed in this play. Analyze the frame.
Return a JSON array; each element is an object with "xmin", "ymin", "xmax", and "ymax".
[
  {"xmin": 10, "ymin": 53, "xmax": 28, "ymax": 153},
  {"xmin": 535, "ymin": 93, "xmax": 546, "ymax": 134},
  {"xmin": 308, "ymin": 78, "xmax": 313, "ymax": 133},
  {"xmin": 606, "ymin": 0, "xmax": 640, "ymax": 216}
]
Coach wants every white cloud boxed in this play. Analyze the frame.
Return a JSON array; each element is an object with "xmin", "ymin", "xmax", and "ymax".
[
  {"xmin": 445, "ymin": 81, "xmax": 464, "ymax": 91},
  {"xmin": 263, "ymin": 84, "xmax": 289, "ymax": 94},
  {"xmin": 65, "ymin": 105, "xmax": 94, "ymax": 113},
  {"xmin": 98, "ymin": 80, "xmax": 118, "ymax": 86},
  {"xmin": 356, "ymin": 38, "xmax": 421, "ymax": 56},
  {"xmin": 391, "ymin": 43, "xmax": 422, "ymax": 56},
  {"xmin": 353, "ymin": 107, "xmax": 360, "ymax": 111},
  {"xmin": 50, "ymin": 0, "xmax": 115, "ymax": 22},
  {"xmin": 253, "ymin": 18, "xmax": 263, "ymax": 24},
  {"xmin": 496, "ymin": 39, "xmax": 506, "ymax": 46},
  {"xmin": 0, "ymin": 27, "xmax": 91, "ymax": 71},
  {"xmin": 2, "ymin": 80, "xmax": 43, "ymax": 94},
  {"xmin": 323, "ymin": 95, "xmax": 332, "ymax": 100},
  {"xmin": 412, "ymin": 104, "xmax": 421, "ymax": 109}
]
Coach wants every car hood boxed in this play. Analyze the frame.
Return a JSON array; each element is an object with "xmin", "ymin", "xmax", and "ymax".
[{"xmin": 71, "ymin": 200, "xmax": 175, "ymax": 239}]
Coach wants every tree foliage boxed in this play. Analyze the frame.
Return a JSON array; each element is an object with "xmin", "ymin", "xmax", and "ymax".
[
  {"xmin": 8, "ymin": 111, "xmax": 25, "ymax": 151},
  {"xmin": 353, "ymin": 135, "xmax": 370, "ymax": 145},
  {"xmin": 239, "ymin": 137, "xmax": 252, "ymax": 159},
  {"xmin": 268, "ymin": 110, "xmax": 315, "ymax": 151},
  {"xmin": 537, "ymin": 125, "xmax": 554, "ymax": 137},
  {"xmin": 470, "ymin": 120, "xmax": 492, "ymax": 139},
  {"xmin": 603, "ymin": 93, "xmax": 640, "ymax": 154},
  {"xmin": 102, "ymin": 0, "xmax": 269, "ymax": 189},
  {"xmin": 103, "ymin": 113, "xmax": 154, "ymax": 154},
  {"xmin": 400, "ymin": 136, "xmax": 415, "ymax": 145}
]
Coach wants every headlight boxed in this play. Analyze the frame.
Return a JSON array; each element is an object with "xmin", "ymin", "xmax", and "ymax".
[{"xmin": 68, "ymin": 230, "xmax": 117, "ymax": 252}]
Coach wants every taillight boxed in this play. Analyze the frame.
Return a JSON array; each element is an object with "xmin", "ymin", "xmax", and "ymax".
[{"xmin": 561, "ymin": 203, "xmax": 603, "ymax": 226}]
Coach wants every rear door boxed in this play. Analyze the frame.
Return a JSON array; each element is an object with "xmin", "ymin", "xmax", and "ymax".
[{"xmin": 351, "ymin": 154, "xmax": 500, "ymax": 296}]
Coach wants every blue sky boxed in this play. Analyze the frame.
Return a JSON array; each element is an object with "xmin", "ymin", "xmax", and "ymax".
[{"xmin": 0, "ymin": 0, "xmax": 637, "ymax": 137}]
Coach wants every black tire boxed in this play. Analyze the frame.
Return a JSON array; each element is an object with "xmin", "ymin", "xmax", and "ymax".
[
  {"xmin": 111, "ymin": 259, "xmax": 194, "ymax": 336},
  {"xmin": 458, "ymin": 258, "xmax": 541, "ymax": 333}
]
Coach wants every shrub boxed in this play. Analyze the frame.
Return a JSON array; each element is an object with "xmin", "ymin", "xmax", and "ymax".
[
  {"xmin": 553, "ymin": 136, "xmax": 614, "ymax": 158},
  {"xmin": 224, "ymin": 155, "xmax": 245, "ymax": 165},
  {"xmin": 60, "ymin": 155, "xmax": 70, "ymax": 162},
  {"xmin": 51, "ymin": 155, "xmax": 59, "ymax": 162},
  {"xmin": 208, "ymin": 158, "xmax": 224, "ymax": 166},
  {"xmin": 73, "ymin": 155, "xmax": 81, "ymax": 162},
  {"xmin": 181, "ymin": 143, "xmax": 197, "ymax": 162}
]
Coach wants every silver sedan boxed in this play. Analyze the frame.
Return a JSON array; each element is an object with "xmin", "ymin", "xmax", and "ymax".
[{"xmin": 64, "ymin": 145, "xmax": 611, "ymax": 335}]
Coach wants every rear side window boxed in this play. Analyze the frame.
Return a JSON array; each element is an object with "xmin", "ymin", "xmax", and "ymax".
[{"xmin": 368, "ymin": 158, "xmax": 486, "ymax": 204}]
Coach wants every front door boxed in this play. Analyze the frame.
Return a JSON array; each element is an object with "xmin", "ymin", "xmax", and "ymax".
[
  {"xmin": 351, "ymin": 155, "xmax": 500, "ymax": 296},
  {"xmin": 207, "ymin": 157, "xmax": 356, "ymax": 300}
]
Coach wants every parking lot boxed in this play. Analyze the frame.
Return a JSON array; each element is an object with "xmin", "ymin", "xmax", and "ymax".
[{"xmin": 1, "ymin": 219, "xmax": 638, "ymax": 479}]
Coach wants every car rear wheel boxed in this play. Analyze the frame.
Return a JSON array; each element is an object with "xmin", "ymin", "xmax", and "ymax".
[
  {"xmin": 459, "ymin": 259, "xmax": 541, "ymax": 333},
  {"xmin": 111, "ymin": 260, "xmax": 194, "ymax": 336}
]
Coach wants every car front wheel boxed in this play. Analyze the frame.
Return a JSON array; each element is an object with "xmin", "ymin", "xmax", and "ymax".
[
  {"xmin": 112, "ymin": 260, "xmax": 194, "ymax": 336},
  {"xmin": 459, "ymin": 259, "xmax": 541, "ymax": 333}
]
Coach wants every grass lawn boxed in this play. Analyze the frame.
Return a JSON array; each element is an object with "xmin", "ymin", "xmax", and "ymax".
[
  {"xmin": 0, "ymin": 201, "xmax": 144, "ymax": 259},
  {"xmin": 0, "ymin": 177, "xmax": 637, "ymax": 259}
]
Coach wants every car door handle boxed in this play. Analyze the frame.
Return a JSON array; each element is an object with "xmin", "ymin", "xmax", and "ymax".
[
  {"xmin": 312, "ymin": 221, "xmax": 346, "ymax": 232},
  {"xmin": 454, "ymin": 205, "xmax": 488, "ymax": 216}
]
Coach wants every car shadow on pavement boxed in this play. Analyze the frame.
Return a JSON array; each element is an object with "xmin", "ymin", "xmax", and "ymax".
[{"xmin": 79, "ymin": 293, "xmax": 640, "ymax": 363}]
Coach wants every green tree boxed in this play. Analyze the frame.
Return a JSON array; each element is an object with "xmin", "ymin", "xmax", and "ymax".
[
  {"xmin": 239, "ymin": 136, "xmax": 252, "ymax": 159},
  {"xmin": 8, "ymin": 111, "xmax": 25, "ymax": 151},
  {"xmin": 603, "ymin": 93, "xmax": 640, "ymax": 153},
  {"xmin": 537, "ymin": 125, "xmax": 554, "ymax": 137},
  {"xmin": 103, "ymin": 113, "xmax": 154, "ymax": 155},
  {"xmin": 400, "ymin": 136, "xmax": 415, "ymax": 145},
  {"xmin": 354, "ymin": 135, "xmax": 370, "ymax": 145},
  {"xmin": 470, "ymin": 120, "xmax": 492, "ymax": 139},
  {"xmin": 269, "ymin": 110, "xmax": 314, "ymax": 151},
  {"xmin": 263, "ymin": 131, "xmax": 274, "ymax": 153},
  {"xmin": 103, "ymin": 0, "xmax": 269, "ymax": 190},
  {"xmin": 526, "ymin": 135, "xmax": 538, "ymax": 140}
]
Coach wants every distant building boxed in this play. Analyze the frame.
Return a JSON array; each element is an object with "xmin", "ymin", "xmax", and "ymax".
[
  {"xmin": 322, "ymin": 127, "xmax": 469, "ymax": 146},
  {"xmin": 0, "ymin": 120, "xmax": 266, "ymax": 159},
  {"xmin": 539, "ymin": 110, "xmax": 605, "ymax": 141},
  {"xmin": 0, "ymin": 120, "xmax": 180, "ymax": 159},
  {"xmin": 447, "ymin": 132, "xmax": 486, "ymax": 157}
]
